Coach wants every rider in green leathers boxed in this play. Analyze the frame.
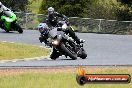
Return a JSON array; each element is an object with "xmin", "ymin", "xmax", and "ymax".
[
  {"xmin": 0, "ymin": 2, "xmax": 16, "ymax": 30},
  {"xmin": 0, "ymin": 2, "xmax": 11, "ymax": 29},
  {"xmin": 0, "ymin": 2, "xmax": 23, "ymax": 33}
]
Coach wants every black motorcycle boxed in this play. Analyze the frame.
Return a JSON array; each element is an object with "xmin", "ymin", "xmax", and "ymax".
[{"xmin": 47, "ymin": 26, "xmax": 87, "ymax": 60}]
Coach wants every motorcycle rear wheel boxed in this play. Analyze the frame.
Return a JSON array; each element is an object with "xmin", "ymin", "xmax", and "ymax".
[{"xmin": 14, "ymin": 23, "xmax": 23, "ymax": 33}]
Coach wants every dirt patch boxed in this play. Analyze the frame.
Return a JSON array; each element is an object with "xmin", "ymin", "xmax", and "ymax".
[
  {"xmin": 0, "ymin": 66, "xmax": 132, "ymax": 76},
  {"xmin": 0, "ymin": 67, "xmax": 76, "ymax": 76}
]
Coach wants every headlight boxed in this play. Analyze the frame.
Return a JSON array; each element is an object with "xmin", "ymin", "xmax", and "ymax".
[{"xmin": 52, "ymin": 40, "xmax": 59, "ymax": 45}]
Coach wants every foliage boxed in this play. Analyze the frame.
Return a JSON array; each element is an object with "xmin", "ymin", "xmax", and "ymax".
[
  {"xmin": 116, "ymin": 0, "xmax": 132, "ymax": 21},
  {"xmin": 116, "ymin": 6, "xmax": 132, "ymax": 21},
  {"xmin": 118, "ymin": 0, "xmax": 132, "ymax": 5},
  {"xmin": 28, "ymin": 0, "xmax": 43, "ymax": 13},
  {"xmin": 39, "ymin": 0, "xmax": 132, "ymax": 21},
  {"xmin": 39, "ymin": 0, "xmax": 91, "ymax": 17},
  {"xmin": 85, "ymin": 0, "xmax": 119, "ymax": 20},
  {"xmin": 2, "ymin": 0, "xmax": 132, "ymax": 20},
  {"xmin": 0, "ymin": 0, "xmax": 30, "ymax": 12}
]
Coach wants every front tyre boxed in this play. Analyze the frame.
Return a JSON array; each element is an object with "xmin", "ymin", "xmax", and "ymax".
[
  {"xmin": 61, "ymin": 43, "xmax": 77, "ymax": 60},
  {"xmin": 80, "ymin": 49, "xmax": 87, "ymax": 59}
]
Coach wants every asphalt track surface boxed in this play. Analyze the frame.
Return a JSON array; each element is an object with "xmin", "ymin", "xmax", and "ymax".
[{"xmin": 0, "ymin": 30, "xmax": 132, "ymax": 66}]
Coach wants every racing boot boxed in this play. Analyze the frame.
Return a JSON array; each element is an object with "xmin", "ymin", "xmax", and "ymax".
[
  {"xmin": 68, "ymin": 28, "xmax": 85, "ymax": 44},
  {"xmin": 74, "ymin": 36, "xmax": 85, "ymax": 44},
  {"xmin": 50, "ymin": 48, "xmax": 60, "ymax": 60}
]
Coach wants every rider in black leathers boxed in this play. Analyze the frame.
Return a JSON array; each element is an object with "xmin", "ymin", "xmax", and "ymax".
[{"xmin": 46, "ymin": 7, "xmax": 85, "ymax": 44}]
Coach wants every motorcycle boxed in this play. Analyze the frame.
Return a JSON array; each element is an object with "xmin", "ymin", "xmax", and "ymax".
[
  {"xmin": 47, "ymin": 26, "xmax": 87, "ymax": 60},
  {"xmin": 0, "ymin": 11, "xmax": 23, "ymax": 33}
]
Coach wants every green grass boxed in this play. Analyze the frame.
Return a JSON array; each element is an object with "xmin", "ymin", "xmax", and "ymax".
[
  {"xmin": 0, "ymin": 42, "xmax": 50, "ymax": 60},
  {"xmin": 0, "ymin": 67, "xmax": 132, "ymax": 88}
]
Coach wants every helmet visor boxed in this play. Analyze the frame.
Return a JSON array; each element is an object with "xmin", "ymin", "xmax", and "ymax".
[
  {"xmin": 38, "ymin": 27, "xmax": 44, "ymax": 33},
  {"xmin": 48, "ymin": 10, "xmax": 54, "ymax": 15}
]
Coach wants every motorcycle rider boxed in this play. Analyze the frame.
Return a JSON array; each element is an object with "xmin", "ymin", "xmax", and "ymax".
[
  {"xmin": 46, "ymin": 7, "xmax": 85, "ymax": 44},
  {"xmin": 0, "ymin": 2, "xmax": 12, "ymax": 29},
  {"xmin": 38, "ymin": 22, "xmax": 61, "ymax": 59},
  {"xmin": 44, "ymin": 7, "xmax": 85, "ymax": 59},
  {"xmin": 38, "ymin": 22, "xmax": 50, "ymax": 46}
]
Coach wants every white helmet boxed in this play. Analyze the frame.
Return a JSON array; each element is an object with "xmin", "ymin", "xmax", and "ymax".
[
  {"xmin": 48, "ymin": 7, "xmax": 54, "ymax": 15},
  {"xmin": 0, "ymin": 2, "xmax": 3, "ymax": 13},
  {"xmin": 38, "ymin": 23, "xmax": 49, "ymax": 34},
  {"xmin": 0, "ymin": 2, "xmax": 2, "ymax": 6}
]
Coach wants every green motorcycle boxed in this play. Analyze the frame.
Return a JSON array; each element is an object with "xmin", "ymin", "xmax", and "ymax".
[{"xmin": 0, "ymin": 11, "xmax": 23, "ymax": 33}]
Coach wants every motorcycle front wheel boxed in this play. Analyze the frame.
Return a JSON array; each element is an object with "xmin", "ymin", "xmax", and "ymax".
[
  {"xmin": 78, "ymin": 48, "xmax": 87, "ymax": 59},
  {"xmin": 80, "ymin": 50, "xmax": 87, "ymax": 59},
  {"xmin": 60, "ymin": 43, "xmax": 77, "ymax": 60}
]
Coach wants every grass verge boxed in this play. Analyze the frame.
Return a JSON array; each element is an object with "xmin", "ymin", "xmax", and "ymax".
[
  {"xmin": 0, "ymin": 41, "xmax": 50, "ymax": 60},
  {"xmin": 0, "ymin": 66, "xmax": 131, "ymax": 88}
]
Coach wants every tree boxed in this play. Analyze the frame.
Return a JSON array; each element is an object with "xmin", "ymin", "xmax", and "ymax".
[
  {"xmin": 39, "ymin": 0, "xmax": 132, "ymax": 20},
  {"xmin": 39, "ymin": 0, "xmax": 91, "ymax": 17},
  {"xmin": 118, "ymin": 0, "xmax": 132, "ymax": 5},
  {"xmin": 116, "ymin": 0, "xmax": 132, "ymax": 20},
  {"xmin": 0, "ymin": 0, "xmax": 30, "ymax": 12},
  {"xmin": 83, "ymin": 0, "xmax": 119, "ymax": 19}
]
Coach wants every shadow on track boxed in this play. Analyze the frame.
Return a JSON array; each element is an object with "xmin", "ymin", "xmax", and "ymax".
[
  {"xmin": 0, "ymin": 30, "xmax": 23, "ymax": 34},
  {"xmin": 57, "ymin": 58, "xmax": 75, "ymax": 60}
]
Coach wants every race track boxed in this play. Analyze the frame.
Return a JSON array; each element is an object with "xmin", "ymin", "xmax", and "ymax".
[{"xmin": 0, "ymin": 29, "xmax": 132, "ymax": 66}]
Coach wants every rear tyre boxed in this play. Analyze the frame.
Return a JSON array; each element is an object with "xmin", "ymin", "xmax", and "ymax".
[
  {"xmin": 15, "ymin": 24, "xmax": 23, "ymax": 33},
  {"xmin": 61, "ymin": 43, "xmax": 77, "ymax": 60},
  {"xmin": 5, "ymin": 30, "xmax": 9, "ymax": 33}
]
